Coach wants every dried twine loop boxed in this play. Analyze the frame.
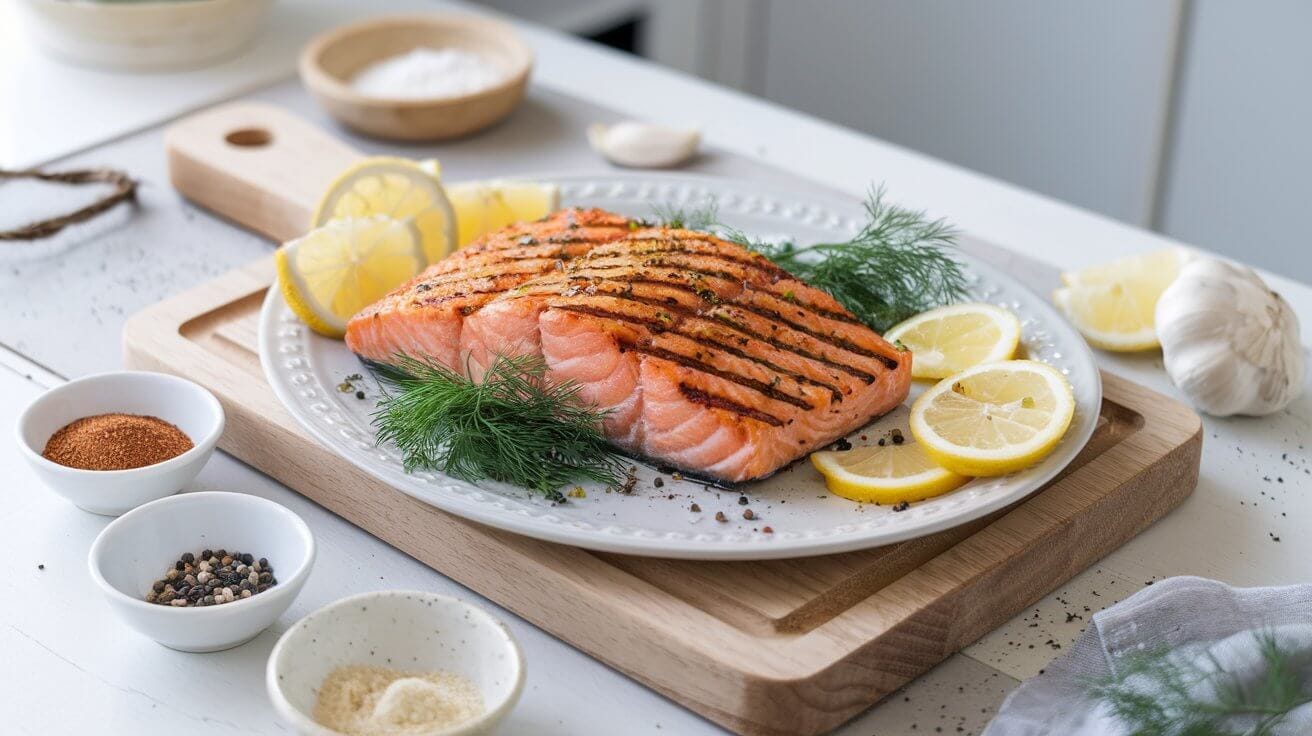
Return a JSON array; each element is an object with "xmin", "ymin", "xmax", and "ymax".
[{"xmin": 0, "ymin": 168, "xmax": 138, "ymax": 241}]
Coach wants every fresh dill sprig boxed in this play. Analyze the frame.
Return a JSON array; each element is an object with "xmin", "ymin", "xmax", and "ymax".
[
  {"xmin": 370, "ymin": 354, "xmax": 625, "ymax": 501},
  {"xmin": 1086, "ymin": 630, "xmax": 1312, "ymax": 736},
  {"xmin": 723, "ymin": 186, "xmax": 966, "ymax": 332},
  {"xmin": 649, "ymin": 199, "xmax": 720, "ymax": 231}
]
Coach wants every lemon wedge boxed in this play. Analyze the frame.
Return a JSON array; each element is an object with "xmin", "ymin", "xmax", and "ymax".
[
  {"xmin": 811, "ymin": 441, "xmax": 969, "ymax": 504},
  {"xmin": 276, "ymin": 216, "xmax": 425, "ymax": 338},
  {"xmin": 1052, "ymin": 247, "xmax": 1191, "ymax": 351},
  {"xmin": 314, "ymin": 157, "xmax": 456, "ymax": 263},
  {"xmin": 446, "ymin": 180, "xmax": 561, "ymax": 248},
  {"xmin": 910, "ymin": 360, "xmax": 1075, "ymax": 477},
  {"xmin": 884, "ymin": 303, "xmax": 1021, "ymax": 380}
]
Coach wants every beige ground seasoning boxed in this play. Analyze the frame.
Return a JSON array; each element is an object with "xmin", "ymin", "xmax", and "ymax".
[
  {"xmin": 42, "ymin": 413, "xmax": 193, "ymax": 470},
  {"xmin": 313, "ymin": 665, "xmax": 484, "ymax": 735}
]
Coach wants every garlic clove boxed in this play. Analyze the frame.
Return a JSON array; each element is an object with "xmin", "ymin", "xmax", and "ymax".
[
  {"xmin": 588, "ymin": 121, "xmax": 701, "ymax": 169},
  {"xmin": 1156, "ymin": 257, "xmax": 1305, "ymax": 417}
]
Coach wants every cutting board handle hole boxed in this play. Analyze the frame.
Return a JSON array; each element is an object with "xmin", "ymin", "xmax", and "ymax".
[{"xmin": 225, "ymin": 128, "xmax": 273, "ymax": 147}]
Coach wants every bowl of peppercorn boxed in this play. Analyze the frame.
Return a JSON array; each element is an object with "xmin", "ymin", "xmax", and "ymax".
[
  {"xmin": 15, "ymin": 370, "xmax": 225, "ymax": 515},
  {"xmin": 88, "ymin": 491, "xmax": 316, "ymax": 652}
]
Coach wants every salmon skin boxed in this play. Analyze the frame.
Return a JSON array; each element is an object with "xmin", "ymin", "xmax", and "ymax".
[{"xmin": 347, "ymin": 208, "xmax": 912, "ymax": 484}]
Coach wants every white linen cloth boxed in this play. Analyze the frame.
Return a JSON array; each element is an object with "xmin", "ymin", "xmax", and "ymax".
[{"xmin": 983, "ymin": 576, "xmax": 1312, "ymax": 735}]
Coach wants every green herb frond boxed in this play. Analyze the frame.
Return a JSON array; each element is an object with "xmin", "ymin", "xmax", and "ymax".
[
  {"xmin": 744, "ymin": 186, "xmax": 966, "ymax": 332},
  {"xmin": 1086, "ymin": 630, "xmax": 1312, "ymax": 736},
  {"xmin": 663, "ymin": 185, "xmax": 966, "ymax": 332},
  {"xmin": 371, "ymin": 354, "xmax": 625, "ymax": 500},
  {"xmin": 649, "ymin": 199, "xmax": 720, "ymax": 232}
]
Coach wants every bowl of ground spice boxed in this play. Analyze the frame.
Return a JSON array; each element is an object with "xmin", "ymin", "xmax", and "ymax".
[
  {"xmin": 16, "ymin": 371, "xmax": 224, "ymax": 515},
  {"xmin": 89, "ymin": 491, "xmax": 315, "ymax": 652},
  {"xmin": 267, "ymin": 591, "xmax": 524, "ymax": 736}
]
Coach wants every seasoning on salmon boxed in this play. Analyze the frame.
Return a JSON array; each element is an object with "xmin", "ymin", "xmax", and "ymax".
[{"xmin": 346, "ymin": 208, "xmax": 912, "ymax": 484}]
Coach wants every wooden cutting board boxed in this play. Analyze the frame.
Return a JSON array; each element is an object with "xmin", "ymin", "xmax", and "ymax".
[{"xmin": 126, "ymin": 102, "xmax": 1203, "ymax": 736}]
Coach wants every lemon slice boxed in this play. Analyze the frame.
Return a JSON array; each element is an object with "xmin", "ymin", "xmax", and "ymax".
[
  {"xmin": 1052, "ymin": 247, "xmax": 1191, "ymax": 351},
  {"xmin": 884, "ymin": 303, "xmax": 1022, "ymax": 380},
  {"xmin": 314, "ymin": 157, "xmax": 456, "ymax": 263},
  {"xmin": 1059, "ymin": 247, "xmax": 1191, "ymax": 287},
  {"xmin": 446, "ymin": 180, "xmax": 561, "ymax": 248},
  {"xmin": 811, "ymin": 441, "xmax": 969, "ymax": 504},
  {"xmin": 910, "ymin": 360, "xmax": 1075, "ymax": 477},
  {"xmin": 276, "ymin": 216, "xmax": 425, "ymax": 338}
]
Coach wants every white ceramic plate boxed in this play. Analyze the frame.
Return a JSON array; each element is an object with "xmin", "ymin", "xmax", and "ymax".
[{"xmin": 259, "ymin": 173, "xmax": 1100, "ymax": 560}]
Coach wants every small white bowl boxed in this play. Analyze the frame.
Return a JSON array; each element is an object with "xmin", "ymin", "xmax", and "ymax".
[
  {"xmin": 89, "ymin": 491, "xmax": 315, "ymax": 652},
  {"xmin": 16, "ymin": 371, "xmax": 224, "ymax": 516},
  {"xmin": 17, "ymin": 0, "xmax": 273, "ymax": 72},
  {"xmin": 268, "ymin": 591, "xmax": 525, "ymax": 736}
]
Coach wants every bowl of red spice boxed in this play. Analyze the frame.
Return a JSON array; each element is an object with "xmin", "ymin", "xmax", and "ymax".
[{"xmin": 16, "ymin": 371, "xmax": 224, "ymax": 515}]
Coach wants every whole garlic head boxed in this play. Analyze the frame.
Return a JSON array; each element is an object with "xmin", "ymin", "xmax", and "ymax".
[
  {"xmin": 1156, "ymin": 257, "xmax": 1304, "ymax": 416},
  {"xmin": 588, "ymin": 121, "xmax": 700, "ymax": 169}
]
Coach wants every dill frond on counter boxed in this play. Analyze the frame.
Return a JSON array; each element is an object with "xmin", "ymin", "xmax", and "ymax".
[{"xmin": 371, "ymin": 354, "xmax": 624, "ymax": 501}]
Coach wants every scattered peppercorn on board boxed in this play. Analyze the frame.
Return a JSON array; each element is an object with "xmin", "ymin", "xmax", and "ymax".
[{"xmin": 127, "ymin": 102, "xmax": 1203, "ymax": 735}]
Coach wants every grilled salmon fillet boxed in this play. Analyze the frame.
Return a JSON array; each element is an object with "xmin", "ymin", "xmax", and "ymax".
[{"xmin": 347, "ymin": 208, "xmax": 912, "ymax": 484}]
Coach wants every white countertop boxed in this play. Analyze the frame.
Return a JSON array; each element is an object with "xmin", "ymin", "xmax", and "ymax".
[{"xmin": 2, "ymin": 2, "xmax": 1310, "ymax": 735}]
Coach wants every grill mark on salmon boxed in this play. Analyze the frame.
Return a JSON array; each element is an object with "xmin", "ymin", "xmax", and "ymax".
[
  {"xmin": 538, "ymin": 284, "xmax": 870, "ymax": 385},
  {"xmin": 677, "ymin": 384, "xmax": 785, "ymax": 427},
  {"xmin": 518, "ymin": 266, "xmax": 901, "ymax": 371},
  {"xmin": 493, "ymin": 272, "xmax": 886, "ymax": 384},
  {"xmin": 552, "ymin": 303, "xmax": 843, "ymax": 401},
  {"xmin": 619, "ymin": 343, "xmax": 813, "ymax": 411}
]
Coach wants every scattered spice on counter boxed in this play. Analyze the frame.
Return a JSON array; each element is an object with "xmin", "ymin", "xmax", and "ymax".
[
  {"xmin": 314, "ymin": 664, "xmax": 484, "ymax": 736},
  {"xmin": 892, "ymin": 500, "xmax": 910, "ymax": 512},
  {"xmin": 714, "ymin": 511, "xmax": 728, "ymax": 523},
  {"xmin": 689, "ymin": 503, "xmax": 701, "ymax": 513},
  {"xmin": 737, "ymin": 495, "xmax": 749, "ymax": 506},
  {"xmin": 144, "ymin": 549, "xmax": 277, "ymax": 607},
  {"xmin": 42, "ymin": 413, "xmax": 192, "ymax": 470},
  {"xmin": 743, "ymin": 508, "xmax": 756, "ymax": 521}
]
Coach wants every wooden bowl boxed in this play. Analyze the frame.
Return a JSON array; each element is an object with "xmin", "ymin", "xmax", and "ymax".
[{"xmin": 299, "ymin": 14, "xmax": 533, "ymax": 142}]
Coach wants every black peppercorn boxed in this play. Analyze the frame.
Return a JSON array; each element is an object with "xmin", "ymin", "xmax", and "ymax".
[{"xmin": 145, "ymin": 548, "xmax": 279, "ymax": 607}]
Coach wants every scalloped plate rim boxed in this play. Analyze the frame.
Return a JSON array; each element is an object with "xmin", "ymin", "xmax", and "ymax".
[{"xmin": 258, "ymin": 172, "xmax": 1101, "ymax": 560}]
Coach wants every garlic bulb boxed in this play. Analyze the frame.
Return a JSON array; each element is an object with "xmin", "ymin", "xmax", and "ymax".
[
  {"xmin": 588, "ymin": 121, "xmax": 700, "ymax": 168},
  {"xmin": 1155, "ymin": 257, "xmax": 1304, "ymax": 416}
]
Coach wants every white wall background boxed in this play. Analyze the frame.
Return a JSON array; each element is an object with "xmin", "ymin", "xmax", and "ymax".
[{"xmin": 502, "ymin": 0, "xmax": 1310, "ymax": 283}]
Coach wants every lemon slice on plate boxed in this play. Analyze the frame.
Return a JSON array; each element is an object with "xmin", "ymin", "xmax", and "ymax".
[
  {"xmin": 884, "ymin": 303, "xmax": 1021, "ymax": 380},
  {"xmin": 276, "ymin": 216, "xmax": 426, "ymax": 338},
  {"xmin": 314, "ymin": 156, "xmax": 456, "ymax": 263},
  {"xmin": 910, "ymin": 360, "xmax": 1075, "ymax": 477},
  {"xmin": 446, "ymin": 180, "xmax": 561, "ymax": 248},
  {"xmin": 1052, "ymin": 247, "xmax": 1191, "ymax": 351},
  {"xmin": 811, "ymin": 442, "xmax": 969, "ymax": 504}
]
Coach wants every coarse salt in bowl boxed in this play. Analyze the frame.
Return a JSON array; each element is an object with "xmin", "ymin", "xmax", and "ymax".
[
  {"xmin": 299, "ymin": 13, "xmax": 533, "ymax": 141},
  {"xmin": 267, "ymin": 591, "xmax": 525, "ymax": 736}
]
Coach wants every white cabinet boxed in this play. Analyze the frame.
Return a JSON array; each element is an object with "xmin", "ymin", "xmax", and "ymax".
[
  {"xmin": 1156, "ymin": 0, "xmax": 1312, "ymax": 282},
  {"xmin": 758, "ymin": 1, "xmax": 1182, "ymax": 227}
]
